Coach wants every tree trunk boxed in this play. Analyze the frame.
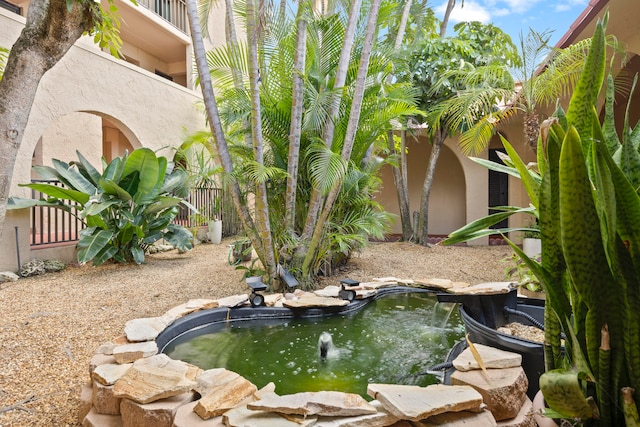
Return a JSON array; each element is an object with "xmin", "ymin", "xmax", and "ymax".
[
  {"xmin": 389, "ymin": 131, "xmax": 413, "ymax": 240},
  {"xmin": 0, "ymin": 0, "xmax": 95, "ymax": 245},
  {"xmin": 185, "ymin": 0, "xmax": 262, "ymax": 258},
  {"xmin": 299, "ymin": 0, "xmax": 362, "ymax": 242},
  {"xmin": 301, "ymin": 0, "xmax": 382, "ymax": 276},
  {"xmin": 246, "ymin": 0, "xmax": 278, "ymax": 285},
  {"xmin": 284, "ymin": 0, "xmax": 308, "ymax": 233},
  {"xmin": 439, "ymin": 0, "xmax": 455, "ymax": 37},
  {"xmin": 417, "ymin": 128, "xmax": 446, "ymax": 246}
]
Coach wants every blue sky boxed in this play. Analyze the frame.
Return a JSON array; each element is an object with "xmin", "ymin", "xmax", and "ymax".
[{"xmin": 435, "ymin": 0, "xmax": 589, "ymax": 46}]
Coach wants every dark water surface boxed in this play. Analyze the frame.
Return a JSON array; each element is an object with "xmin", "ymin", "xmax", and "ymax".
[{"xmin": 166, "ymin": 292, "xmax": 464, "ymax": 398}]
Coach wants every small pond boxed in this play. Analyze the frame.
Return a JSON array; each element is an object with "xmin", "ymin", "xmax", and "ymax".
[{"xmin": 163, "ymin": 291, "xmax": 464, "ymax": 398}]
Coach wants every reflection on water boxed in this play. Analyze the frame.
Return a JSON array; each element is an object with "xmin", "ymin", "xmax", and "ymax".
[{"xmin": 166, "ymin": 293, "xmax": 464, "ymax": 398}]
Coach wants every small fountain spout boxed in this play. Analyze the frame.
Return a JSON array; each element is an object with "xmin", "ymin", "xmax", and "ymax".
[{"xmin": 318, "ymin": 332, "xmax": 334, "ymax": 361}]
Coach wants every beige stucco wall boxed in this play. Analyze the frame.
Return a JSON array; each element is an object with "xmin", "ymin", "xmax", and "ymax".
[{"xmin": 0, "ymin": 8, "xmax": 206, "ymax": 271}]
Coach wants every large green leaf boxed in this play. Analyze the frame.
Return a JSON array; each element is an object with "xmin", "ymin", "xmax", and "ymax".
[
  {"xmin": 73, "ymin": 151, "xmax": 102, "ymax": 186},
  {"xmin": 99, "ymin": 179, "xmax": 133, "ymax": 201},
  {"xmin": 77, "ymin": 229, "xmax": 114, "ymax": 263},
  {"xmin": 18, "ymin": 183, "xmax": 90, "ymax": 205},
  {"xmin": 539, "ymin": 370, "xmax": 596, "ymax": 420},
  {"xmin": 442, "ymin": 206, "xmax": 536, "ymax": 245},
  {"xmin": 52, "ymin": 158, "xmax": 97, "ymax": 195},
  {"xmin": 123, "ymin": 148, "xmax": 159, "ymax": 198},
  {"xmin": 7, "ymin": 197, "xmax": 73, "ymax": 212}
]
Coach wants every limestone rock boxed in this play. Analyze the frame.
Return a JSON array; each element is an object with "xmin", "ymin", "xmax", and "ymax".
[
  {"xmin": 112, "ymin": 341, "xmax": 158, "ymax": 364},
  {"xmin": 247, "ymin": 390, "xmax": 377, "ymax": 417},
  {"xmin": 90, "ymin": 353, "xmax": 117, "ymax": 375},
  {"xmin": 43, "ymin": 259, "xmax": 66, "ymax": 272},
  {"xmin": 93, "ymin": 363, "xmax": 133, "ymax": 386},
  {"xmin": 367, "ymin": 384, "xmax": 483, "ymax": 421},
  {"xmin": 358, "ymin": 281, "xmax": 397, "ymax": 290},
  {"xmin": 314, "ymin": 400, "xmax": 399, "ymax": 426},
  {"xmin": 0, "ymin": 271, "xmax": 19, "ymax": 283},
  {"xmin": 194, "ymin": 375, "xmax": 257, "ymax": 419},
  {"xmin": 263, "ymin": 293, "xmax": 284, "ymax": 307},
  {"xmin": 93, "ymin": 382, "xmax": 121, "ymax": 415},
  {"xmin": 79, "ymin": 382, "xmax": 93, "ymax": 424},
  {"xmin": 82, "ymin": 407, "xmax": 124, "ymax": 427},
  {"xmin": 283, "ymin": 296, "xmax": 349, "ymax": 308},
  {"xmin": 414, "ymin": 278, "xmax": 454, "ymax": 290},
  {"xmin": 113, "ymin": 354, "xmax": 198, "ymax": 404},
  {"xmin": 216, "ymin": 294, "xmax": 249, "ymax": 308},
  {"xmin": 195, "ymin": 368, "xmax": 242, "ymax": 396},
  {"xmin": 172, "ymin": 401, "xmax": 225, "ymax": 426},
  {"xmin": 161, "ymin": 299, "xmax": 219, "ymax": 324},
  {"xmin": 496, "ymin": 397, "xmax": 535, "ymax": 427},
  {"xmin": 450, "ymin": 367, "xmax": 528, "ymax": 421},
  {"xmin": 223, "ymin": 404, "xmax": 318, "ymax": 427},
  {"xmin": 355, "ymin": 289, "xmax": 377, "ymax": 299},
  {"xmin": 124, "ymin": 317, "xmax": 169, "ymax": 342},
  {"xmin": 314, "ymin": 285, "xmax": 341, "ymax": 298},
  {"xmin": 449, "ymin": 282, "xmax": 515, "ymax": 295},
  {"xmin": 19, "ymin": 259, "xmax": 45, "ymax": 277},
  {"xmin": 452, "ymin": 344, "xmax": 522, "ymax": 372},
  {"xmin": 95, "ymin": 342, "xmax": 118, "ymax": 356},
  {"xmin": 120, "ymin": 392, "xmax": 195, "ymax": 427},
  {"xmin": 416, "ymin": 409, "xmax": 497, "ymax": 426}
]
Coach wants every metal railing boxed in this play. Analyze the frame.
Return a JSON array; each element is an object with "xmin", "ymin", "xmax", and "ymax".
[
  {"xmin": 136, "ymin": 0, "xmax": 188, "ymax": 34},
  {"xmin": 30, "ymin": 180, "xmax": 83, "ymax": 246},
  {"xmin": 29, "ymin": 181, "xmax": 240, "ymax": 247}
]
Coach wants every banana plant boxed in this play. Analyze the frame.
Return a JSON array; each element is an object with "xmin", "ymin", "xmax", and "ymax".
[
  {"xmin": 444, "ymin": 14, "xmax": 640, "ymax": 425},
  {"xmin": 8, "ymin": 148, "xmax": 194, "ymax": 265}
]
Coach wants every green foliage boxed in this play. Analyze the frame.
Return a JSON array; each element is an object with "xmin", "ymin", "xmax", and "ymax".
[
  {"xmin": 235, "ymin": 257, "xmax": 266, "ymax": 281},
  {"xmin": 8, "ymin": 149, "xmax": 193, "ymax": 265},
  {"xmin": 445, "ymin": 15, "xmax": 640, "ymax": 425},
  {"xmin": 191, "ymin": 4, "xmax": 415, "ymax": 280},
  {"xmin": 0, "ymin": 46, "xmax": 8, "ymax": 81},
  {"xmin": 504, "ymin": 253, "xmax": 542, "ymax": 293}
]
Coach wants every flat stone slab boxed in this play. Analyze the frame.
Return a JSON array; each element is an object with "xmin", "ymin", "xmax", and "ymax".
[
  {"xmin": 314, "ymin": 285, "xmax": 341, "ymax": 298},
  {"xmin": 372, "ymin": 277, "xmax": 415, "ymax": 285},
  {"xmin": 194, "ymin": 375, "xmax": 258, "ymax": 419},
  {"xmin": 113, "ymin": 354, "xmax": 198, "ymax": 404},
  {"xmin": 124, "ymin": 317, "xmax": 169, "ymax": 342},
  {"xmin": 248, "ymin": 391, "xmax": 377, "ymax": 417},
  {"xmin": 92, "ymin": 363, "xmax": 133, "ymax": 386},
  {"xmin": 314, "ymin": 400, "xmax": 399, "ymax": 426},
  {"xmin": 195, "ymin": 368, "xmax": 243, "ymax": 396},
  {"xmin": 224, "ymin": 404, "xmax": 318, "ymax": 427},
  {"xmin": 453, "ymin": 344, "xmax": 522, "ymax": 371},
  {"xmin": 367, "ymin": 384, "xmax": 483, "ymax": 421},
  {"xmin": 216, "ymin": 294, "xmax": 249, "ymax": 308},
  {"xmin": 496, "ymin": 397, "xmax": 535, "ymax": 427},
  {"xmin": 112, "ymin": 341, "xmax": 158, "ymax": 364},
  {"xmin": 283, "ymin": 296, "xmax": 350, "ymax": 308},
  {"xmin": 173, "ymin": 401, "xmax": 225, "ymax": 426},
  {"xmin": 448, "ymin": 282, "xmax": 516, "ymax": 295},
  {"xmin": 414, "ymin": 409, "xmax": 497, "ymax": 426}
]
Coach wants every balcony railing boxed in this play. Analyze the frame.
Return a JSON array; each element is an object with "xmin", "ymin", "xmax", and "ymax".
[
  {"xmin": 136, "ymin": 0, "xmax": 188, "ymax": 34},
  {"xmin": 29, "ymin": 181, "xmax": 240, "ymax": 248}
]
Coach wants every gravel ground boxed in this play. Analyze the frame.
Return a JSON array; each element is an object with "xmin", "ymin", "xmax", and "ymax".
[{"xmin": 0, "ymin": 238, "xmax": 511, "ymax": 426}]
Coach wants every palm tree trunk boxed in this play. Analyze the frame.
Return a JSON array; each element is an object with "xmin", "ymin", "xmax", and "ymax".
[
  {"xmin": 417, "ymin": 128, "xmax": 446, "ymax": 245},
  {"xmin": 299, "ymin": 0, "xmax": 362, "ymax": 241},
  {"xmin": 0, "ymin": 0, "xmax": 94, "ymax": 244},
  {"xmin": 284, "ymin": 0, "xmax": 309, "ymax": 233},
  {"xmin": 301, "ymin": 0, "xmax": 383, "ymax": 276},
  {"xmin": 186, "ymin": 0, "xmax": 261, "ymax": 255},
  {"xmin": 246, "ymin": 0, "xmax": 278, "ymax": 284}
]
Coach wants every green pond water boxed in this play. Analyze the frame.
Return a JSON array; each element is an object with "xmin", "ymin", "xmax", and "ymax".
[{"xmin": 165, "ymin": 292, "xmax": 464, "ymax": 398}]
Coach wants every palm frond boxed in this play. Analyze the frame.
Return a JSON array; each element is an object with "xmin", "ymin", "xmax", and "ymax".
[{"xmin": 305, "ymin": 141, "xmax": 348, "ymax": 194}]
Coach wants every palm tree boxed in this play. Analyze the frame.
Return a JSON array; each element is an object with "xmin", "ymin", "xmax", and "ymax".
[{"xmin": 429, "ymin": 29, "xmax": 620, "ymax": 155}]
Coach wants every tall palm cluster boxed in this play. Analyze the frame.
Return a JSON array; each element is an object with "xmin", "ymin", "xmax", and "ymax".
[{"xmin": 188, "ymin": 0, "xmax": 420, "ymax": 285}]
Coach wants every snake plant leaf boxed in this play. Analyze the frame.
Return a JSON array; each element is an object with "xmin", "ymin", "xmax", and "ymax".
[
  {"xmin": 539, "ymin": 369, "xmax": 597, "ymax": 420},
  {"xmin": 566, "ymin": 14, "xmax": 607, "ymax": 150},
  {"xmin": 602, "ymin": 73, "xmax": 621, "ymax": 155},
  {"xmin": 17, "ymin": 183, "xmax": 90, "ymax": 206},
  {"xmin": 442, "ymin": 206, "xmax": 536, "ymax": 245},
  {"xmin": 469, "ymin": 156, "xmax": 525, "ymax": 180}
]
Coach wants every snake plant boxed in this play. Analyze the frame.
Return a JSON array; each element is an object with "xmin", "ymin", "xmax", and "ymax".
[{"xmin": 444, "ymin": 14, "xmax": 640, "ymax": 426}]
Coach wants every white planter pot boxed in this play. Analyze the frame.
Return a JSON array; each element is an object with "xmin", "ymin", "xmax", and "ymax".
[
  {"xmin": 207, "ymin": 220, "xmax": 222, "ymax": 244},
  {"xmin": 523, "ymin": 238, "xmax": 542, "ymax": 257}
]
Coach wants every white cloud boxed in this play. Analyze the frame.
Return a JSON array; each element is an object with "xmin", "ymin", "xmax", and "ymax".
[{"xmin": 435, "ymin": 1, "xmax": 491, "ymax": 24}]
